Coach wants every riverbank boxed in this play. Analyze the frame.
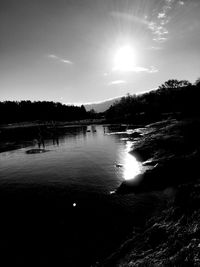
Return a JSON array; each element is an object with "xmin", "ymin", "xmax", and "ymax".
[
  {"xmin": 0, "ymin": 122, "xmax": 161, "ymax": 266},
  {"xmin": 100, "ymin": 181, "xmax": 200, "ymax": 266},
  {"xmin": 117, "ymin": 117, "xmax": 200, "ymax": 193},
  {"xmin": 1, "ymin": 117, "xmax": 200, "ymax": 266},
  {"xmin": 99, "ymin": 116, "xmax": 200, "ymax": 266}
]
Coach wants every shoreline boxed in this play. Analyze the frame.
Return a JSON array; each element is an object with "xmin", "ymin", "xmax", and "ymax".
[
  {"xmin": 1, "ymin": 117, "xmax": 200, "ymax": 266},
  {"xmin": 100, "ymin": 116, "xmax": 200, "ymax": 266},
  {"xmin": 0, "ymin": 120, "xmax": 144, "ymax": 154}
]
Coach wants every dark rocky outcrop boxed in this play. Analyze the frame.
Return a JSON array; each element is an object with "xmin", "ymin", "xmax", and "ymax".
[{"xmin": 117, "ymin": 118, "xmax": 200, "ymax": 194}]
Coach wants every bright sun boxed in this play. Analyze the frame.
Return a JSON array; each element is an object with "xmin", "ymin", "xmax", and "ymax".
[{"xmin": 113, "ymin": 45, "xmax": 137, "ymax": 72}]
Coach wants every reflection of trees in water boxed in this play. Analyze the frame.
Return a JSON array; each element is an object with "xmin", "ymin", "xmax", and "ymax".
[
  {"xmin": 107, "ymin": 125, "xmax": 127, "ymax": 133},
  {"xmin": 51, "ymin": 126, "xmax": 88, "ymax": 143},
  {"xmin": 10, "ymin": 124, "xmax": 89, "ymax": 147},
  {"xmin": 82, "ymin": 127, "xmax": 87, "ymax": 138},
  {"xmin": 37, "ymin": 127, "xmax": 45, "ymax": 148},
  {"xmin": 52, "ymin": 134, "xmax": 59, "ymax": 146},
  {"xmin": 51, "ymin": 122, "xmax": 59, "ymax": 146},
  {"xmin": 91, "ymin": 125, "xmax": 97, "ymax": 133}
]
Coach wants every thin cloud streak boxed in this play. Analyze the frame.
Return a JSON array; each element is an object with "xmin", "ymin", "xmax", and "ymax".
[
  {"xmin": 134, "ymin": 66, "xmax": 159, "ymax": 73},
  {"xmin": 148, "ymin": 46, "xmax": 163, "ymax": 50},
  {"xmin": 47, "ymin": 54, "xmax": 73, "ymax": 64},
  {"xmin": 48, "ymin": 54, "xmax": 58, "ymax": 59},
  {"xmin": 108, "ymin": 80, "xmax": 127, "ymax": 85},
  {"xmin": 111, "ymin": 66, "xmax": 158, "ymax": 73},
  {"xmin": 60, "ymin": 59, "xmax": 73, "ymax": 64}
]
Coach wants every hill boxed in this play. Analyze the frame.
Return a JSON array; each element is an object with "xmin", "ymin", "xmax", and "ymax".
[{"xmin": 84, "ymin": 96, "xmax": 122, "ymax": 113}]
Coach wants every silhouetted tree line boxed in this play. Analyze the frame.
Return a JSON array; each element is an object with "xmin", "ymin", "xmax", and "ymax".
[
  {"xmin": 105, "ymin": 78, "xmax": 200, "ymax": 123},
  {"xmin": 0, "ymin": 101, "xmax": 88, "ymax": 123}
]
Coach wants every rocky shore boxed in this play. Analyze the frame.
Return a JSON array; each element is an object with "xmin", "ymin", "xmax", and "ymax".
[
  {"xmin": 117, "ymin": 117, "xmax": 200, "ymax": 193},
  {"xmin": 99, "ymin": 117, "xmax": 200, "ymax": 266}
]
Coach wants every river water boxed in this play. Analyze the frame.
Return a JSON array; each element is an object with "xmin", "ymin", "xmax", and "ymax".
[
  {"xmin": 0, "ymin": 125, "xmax": 158, "ymax": 266},
  {"xmin": 0, "ymin": 125, "xmax": 141, "ymax": 191}
]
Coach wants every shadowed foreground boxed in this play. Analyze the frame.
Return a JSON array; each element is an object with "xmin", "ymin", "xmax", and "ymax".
[
  {"xmin": 0, "ymin": 184, "xmax": 163, "ymax": 266},
  {"xmin": 100, "ymin": 117, "xmax": 200, "ymax": 266}
]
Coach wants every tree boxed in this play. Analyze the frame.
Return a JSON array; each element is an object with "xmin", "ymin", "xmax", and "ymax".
[
  {"xmin": 178, "ymin": 80, "xmax": 192, "ymax": 87},
  {"xmin": 0, "ymin": 101, "xmax": 89, "ymax": 123},
  {"xmin": 194, "ymin": 78, "xmax": 200, "ymax": 87},
  {"xmin": 159, "ymin": 79, "xmax": 191, "ymax": 89}
]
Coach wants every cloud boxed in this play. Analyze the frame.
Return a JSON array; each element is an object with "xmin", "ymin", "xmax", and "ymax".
[
  {"xmin": 158, "ymin": 13, "xmax": 166, "ymax": 19},
  {"xmin": 60, "ymin": 59, "xmax": 73, "ymax": 64},
  {"xmin": 110, "ymin": 8, "xmax": 169, "ymax": 44},
  {"xmin": 147, "ymin": 0, "xmax": 181, "ymax": 43},
  {"xmin": 148, "ymin": 46, "xmax": 163, "ymax": 50},
  {"xmin": 148, "ymin": 21, "xmax": 169, "ymax": 43},
  {"xmin": 47, "ymin": 54, "xmax": 73, "ymax": 64},
  {"xmin": 178, "ymin": 1, "xmax": 184, "ymax": 5},
  {"xmin": 111, "ymin": 1, "xmax": 184, "ymax": 45},
  {"xmin": 108, "ymin": 80, "xmax": 127, "ymax": 85},
  {"xmin": 48, "ymin": 54, "xmax": 58, "ymax": 59},
  {"xmin": 148, "ymin": 66, "xmax": 159, "ymax": 73},
  {"xmin": 111, "ymin": 65, "xmax": 158, "ymax": 73},
  {"xmin": 134, "ymin": 66, "xmax": 158, "ymax": 73},
  {"xmin": 153, "ymin": 36, "xmax": 167, "ymax": 42}
]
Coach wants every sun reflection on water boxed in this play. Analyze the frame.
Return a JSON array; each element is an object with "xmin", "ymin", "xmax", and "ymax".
[{"xmin": 123, "ymin": 141, "xmax": 141, "ymax": 180}]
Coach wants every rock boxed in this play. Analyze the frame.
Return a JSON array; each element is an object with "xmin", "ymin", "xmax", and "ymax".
[{"xmin": 26, "ymin": 148, "xmax": 48, "ymax": 154}]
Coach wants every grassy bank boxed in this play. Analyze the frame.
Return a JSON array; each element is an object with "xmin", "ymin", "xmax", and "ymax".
[{"xmin": 100, "ymin": 116, "xmax": 200, "ymax": 266}]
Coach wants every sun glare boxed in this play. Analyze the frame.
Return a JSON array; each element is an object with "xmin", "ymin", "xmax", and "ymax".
[
  {"xmin": 113, "ymin": 45, "xmax": 137, "ymax": 72},
  {"xmin": 123, "ymin": 141, "xmax": 141, "ymax": 180}
]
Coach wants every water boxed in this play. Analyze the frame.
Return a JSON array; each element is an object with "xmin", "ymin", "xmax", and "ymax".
[
  {"xmin": 0, "ymin": 125, "xmax": 158, "ymax": 266},
  {"xmin": 0, "ymin": 125, "xmax": 141, "ymax": 191}
]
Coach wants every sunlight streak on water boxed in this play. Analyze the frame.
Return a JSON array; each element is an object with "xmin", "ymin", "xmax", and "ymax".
[
  {"xmin": 0, "ymin": 125, "xmax": 143, "ymax": 191},
  {"xmin": 123, "ymin": 141, "xmax": 141, "ymax": 180}
]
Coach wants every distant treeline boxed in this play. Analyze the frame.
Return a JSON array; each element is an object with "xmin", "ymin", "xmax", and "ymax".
[
  {"xmin": 105, "ymin": 79, "xmax": 200, "ymax": 123},
  {"xmin": 0, "ymin": 101, "xmax": 88, "ymax": 123}
]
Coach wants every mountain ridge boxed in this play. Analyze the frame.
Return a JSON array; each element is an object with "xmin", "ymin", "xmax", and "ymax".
[{"xmin": 84, "ymin": 96, "xmax": 123, "ymax": 112}]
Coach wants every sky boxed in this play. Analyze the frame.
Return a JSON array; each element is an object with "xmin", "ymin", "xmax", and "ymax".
[{"xmin": 0, "ymin": 0, "xmax": 200, "ymax": 104}]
